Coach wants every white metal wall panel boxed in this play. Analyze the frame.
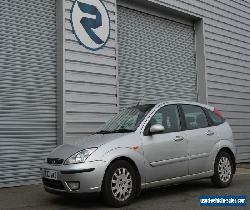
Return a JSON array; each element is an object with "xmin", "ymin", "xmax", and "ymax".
[
  {"xmin": 146, "ymin": 0, "xmax": 250, "ymax": 162},
  {"xmin": 64, "ymin": 0, "xmax": 118, "ymax": 142},
  {"xmin": 117, "ymin": 6, "xmax": 197, "ymax": 108},
  {"xmin": 64, "ymin": 0, "xmax": 250, "ymax": 162},
  {"xmin": 0, "ymin": 0, "xmax": 57, "ymax": 187}
]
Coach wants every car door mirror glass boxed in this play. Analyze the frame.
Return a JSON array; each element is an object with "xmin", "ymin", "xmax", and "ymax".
[{"xmin": 149, "ymin": 124, "xmax": 165, "ymax": 134}]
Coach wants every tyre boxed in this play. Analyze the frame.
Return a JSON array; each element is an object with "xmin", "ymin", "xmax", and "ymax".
[
  {"xmin": 211, "ymin": 151, "xmax": 234, "ymax": 188},
  {"xmin": 102, "ymin": 160, "xmax": 137, "ymax": 207}
]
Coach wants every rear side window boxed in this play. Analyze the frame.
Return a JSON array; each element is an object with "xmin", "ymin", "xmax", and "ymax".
[
  {"xmin": 207, "ymin": 109, "xmax": 225, "ymax": 126},
  {"xmin": 182, "ymin": 105, "xmax": 208, "ymax": 130}
]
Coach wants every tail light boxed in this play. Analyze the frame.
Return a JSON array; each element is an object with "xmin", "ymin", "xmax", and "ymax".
[{"xmin": 214, "ymin": 108, "xmax": 223, "ymax": 118}]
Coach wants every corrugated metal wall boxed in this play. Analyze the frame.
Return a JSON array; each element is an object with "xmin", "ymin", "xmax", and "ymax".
[
  {"xmin": 64, "ymin": 0, "xmax": 250, "ymax": 162},
  {"xmin": 146, "ymin": 0, "xmax": 250, "ymax": 162},
  {"xmin": 117, "ymin": 6, "xmax": 196, "ymax": 109},
  {"xmin": 0, "ymin": 0, "xmax": 57, "ymax": 187},
  {"xmin": 64, "ymin": 0, "xmax": 118, "ymax": 142}
]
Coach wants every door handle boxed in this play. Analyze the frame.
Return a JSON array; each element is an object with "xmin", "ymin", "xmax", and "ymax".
[
  {"xmin": 173, "ymin": 136, "xmax": 184, "ymax": 142},
  {"xmin": 206, "ymin": 130, "xmax": 214, "ymax": 136}
]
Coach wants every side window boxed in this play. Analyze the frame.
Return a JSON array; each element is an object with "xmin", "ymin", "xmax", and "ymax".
[
  {"xmin": 207, "ymin": 109, "xmax": 225, "ymax": 126},
  {"xmin": 146, "ymin": 105, "xmax": 181, "ymax": 134},
  {"xmin": 182, "ymin": 105, "xmax": 208, "ymax": 130}
]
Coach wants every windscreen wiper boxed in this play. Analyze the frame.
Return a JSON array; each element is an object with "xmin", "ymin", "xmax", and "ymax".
[
  {"xmin": 96, "ymin": 129, "xmax": 135, "ymax": 134},
  {"xmin": 112, "ymin": 129, "xmax": 135, "ymax": 133},
  {"xmin": 96, "ymin": 130, "xmax": 113, "ymax": 134}
]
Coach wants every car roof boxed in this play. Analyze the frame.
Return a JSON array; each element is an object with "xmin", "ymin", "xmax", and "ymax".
[{"xmin": 139, "ymin": 100, "xmax": 214, "ymax": 111}]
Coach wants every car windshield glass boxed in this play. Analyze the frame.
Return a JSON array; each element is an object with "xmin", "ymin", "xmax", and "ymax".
[{"xmin": 97, "ymin": 104, "xmax": 155, "ymax": 134}]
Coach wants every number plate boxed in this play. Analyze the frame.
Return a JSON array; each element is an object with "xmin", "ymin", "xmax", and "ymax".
[{"xmin": 44, "ymin": 169, "xmax": 58, "ymax": 180}]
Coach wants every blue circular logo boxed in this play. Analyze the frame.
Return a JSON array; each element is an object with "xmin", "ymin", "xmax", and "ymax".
[{"xmin": 71, "ymin": 0, "xmax": 110, "ymax": 51}]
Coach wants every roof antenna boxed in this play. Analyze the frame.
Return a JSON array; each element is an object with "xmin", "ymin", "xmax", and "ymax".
[{"xmin": 137, "ymin": 93, "xmax": 146, "ymax": 106}]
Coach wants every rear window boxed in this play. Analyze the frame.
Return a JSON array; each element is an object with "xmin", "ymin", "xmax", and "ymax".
[
  {"xmin": 207, "ymin": 109, "xmax": 225, "ymax": 126},
  {"xmin": 182, "ymin": 105, "xmax": 209, "ymax": 130}
]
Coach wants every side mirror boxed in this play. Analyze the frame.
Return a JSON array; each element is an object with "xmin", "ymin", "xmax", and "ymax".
[{"xmin": 149, "ymin": 124, "xmax": 165, "ymax": 135}]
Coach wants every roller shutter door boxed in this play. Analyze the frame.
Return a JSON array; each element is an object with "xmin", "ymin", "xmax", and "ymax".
[
  {"xmin": 0, "ymin": 0, "xmax": 57, "ymax": 187},
  {"xmin": 118, "ymin": 6, "xmax": 197, "ymax": 109}
]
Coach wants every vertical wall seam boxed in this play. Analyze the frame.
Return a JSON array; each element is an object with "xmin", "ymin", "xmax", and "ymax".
[{"xmin": 56, "ymin": 0, "xmax": 66, "ymax": 145}]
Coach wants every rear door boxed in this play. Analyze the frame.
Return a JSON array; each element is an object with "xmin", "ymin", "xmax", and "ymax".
[{"xmin": 180, "ymin": 104, "xmax": 219, "ymax": 174}]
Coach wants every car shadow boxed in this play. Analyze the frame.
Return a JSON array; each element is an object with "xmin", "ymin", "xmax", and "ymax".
[
  {"xmin": 48, "ymin": 179, "xmax": 215, "ymax": 209},
  {"xmin": 48, "ymin": 193, "xmax": 105, "ymax": 209}
]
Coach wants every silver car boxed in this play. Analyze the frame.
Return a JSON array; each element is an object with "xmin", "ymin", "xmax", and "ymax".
[{"xmin": 41, "ymin": 101, "xmax": 236, "ymax": 207}]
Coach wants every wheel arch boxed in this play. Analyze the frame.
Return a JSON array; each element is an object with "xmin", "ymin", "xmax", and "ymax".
[
  {"xmin": 101, "ymin": 156, "xmax": 142, "ymax": 194},
  {"xmin": 218, "ymin": 147, "xmax": 236, "ymax": 174}
]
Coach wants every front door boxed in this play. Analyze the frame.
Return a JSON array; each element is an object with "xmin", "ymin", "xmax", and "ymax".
[{"xmin": 141, "ymin": 104, "xmax": 189, "ymax": 183}]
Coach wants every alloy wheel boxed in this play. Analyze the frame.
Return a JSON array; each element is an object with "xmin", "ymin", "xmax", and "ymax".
[
  {"xmin": 218, "ymin": 156, "xmax": 232, "ymax": 183},
  {"xmin": 111, "ymin": 167, "xmax": 133, "ymax": 201}
]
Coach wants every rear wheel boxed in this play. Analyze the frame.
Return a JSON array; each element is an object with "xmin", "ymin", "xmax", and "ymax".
[
  {"xmin": 211, "ymin": 151, "xmax": 233, "ymax": 187},
  {"xmin": 102, "ymin": 160, "xmax": 137, "ymax": 207}
]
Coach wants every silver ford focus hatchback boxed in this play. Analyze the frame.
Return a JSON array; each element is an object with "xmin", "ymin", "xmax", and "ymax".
[{"xmin": 41, "ymin": 101, "xmax": 236, "ymax": 207}]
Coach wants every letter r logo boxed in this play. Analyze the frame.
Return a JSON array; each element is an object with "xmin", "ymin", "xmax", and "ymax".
[
  {"xmin": 71, "ymin": 0, "xmax": 110, "ymax": 51},
  {"xmin": 77, "ymin": 2, "xmax": 104, "ymax": 44}
]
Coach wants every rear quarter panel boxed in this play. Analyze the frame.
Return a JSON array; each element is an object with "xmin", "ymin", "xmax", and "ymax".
[
  {"xmin": 216, "ymin": 122, "xmax": 234, "ymax": 142},
  {"xmin": 208, "ymin": 122, "xmax": 236, "ymax": 171}
]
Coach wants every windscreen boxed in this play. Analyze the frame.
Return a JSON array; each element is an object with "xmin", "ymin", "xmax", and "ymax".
[{"xmin": 97, "ymin": 104, "xmax": 154, "ymax": 134}]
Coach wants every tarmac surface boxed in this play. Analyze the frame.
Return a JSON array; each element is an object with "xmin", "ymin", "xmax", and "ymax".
[{"xmin": 0, "ymin": 167, "xmax": 249, "ymax": 210}]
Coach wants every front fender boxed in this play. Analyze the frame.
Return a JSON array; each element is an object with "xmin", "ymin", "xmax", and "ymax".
[{"xmin": 101, "ymin": 147, "xmax": 146, "ymax": 185}]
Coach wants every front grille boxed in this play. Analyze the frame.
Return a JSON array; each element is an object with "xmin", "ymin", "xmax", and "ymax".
[
  {"xmin": 42, "ymin": 178, "xmax": 65, "ymax": 190},
  {"xmin": 47, "ymin": 158, "xmax": 64, "ymax": 165}
]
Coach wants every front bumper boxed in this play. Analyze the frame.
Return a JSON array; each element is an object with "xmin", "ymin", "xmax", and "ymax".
[{"xmin": 41, "ymin": 160, "xmax": 106, "ymax": 194}]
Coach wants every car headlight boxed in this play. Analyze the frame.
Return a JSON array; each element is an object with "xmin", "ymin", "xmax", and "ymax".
[{"xmin": 63, "ymin": 148, "xmax": 97, "ymax": 165}]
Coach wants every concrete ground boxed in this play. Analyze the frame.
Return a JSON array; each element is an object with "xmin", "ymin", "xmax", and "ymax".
[{"xmin": 0, "ymin": 167, "xmax": 249, "ymax": 210}]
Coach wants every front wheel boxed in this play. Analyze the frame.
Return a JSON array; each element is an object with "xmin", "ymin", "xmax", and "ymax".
[
  {"xmin": 211, "ymin": 151, "xmax": 233, "ymax": 188},
  {"xmin": 102, "ymin": 160, "xmax": 137, "ymax": 207}
]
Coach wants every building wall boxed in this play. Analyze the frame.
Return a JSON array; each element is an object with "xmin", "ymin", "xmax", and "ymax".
[
  {"xmin": 0, "ymin": 0, "xmax": 57, "ymax": 187},
  {"xmin": 147, "ymin": 0, "xmax": 250, "ymax": 162},
  {"xmin": 64, "ymin": 0, "xmax": 118, "ymax": 142},
  {"xmin": 64, "ymin": 0, "xmax": 250, "ymax": 162}
]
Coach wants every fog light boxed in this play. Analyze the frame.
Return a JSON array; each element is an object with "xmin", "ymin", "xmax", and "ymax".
[{"xmin": 67, "ymin": 181, "xmax": 80, "ymax": 191}]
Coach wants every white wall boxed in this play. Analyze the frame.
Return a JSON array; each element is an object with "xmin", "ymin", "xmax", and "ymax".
[
  {"xmin": 64, "ymin": 0, "xmax": 250, "ymax": 162},
  {"xmin": 147, "ymin": 0, "xmax": 250, "ymax": 162},
  {"xmin": 64, "ymin": 0, "xmax": 118, "ymax": 143}
]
